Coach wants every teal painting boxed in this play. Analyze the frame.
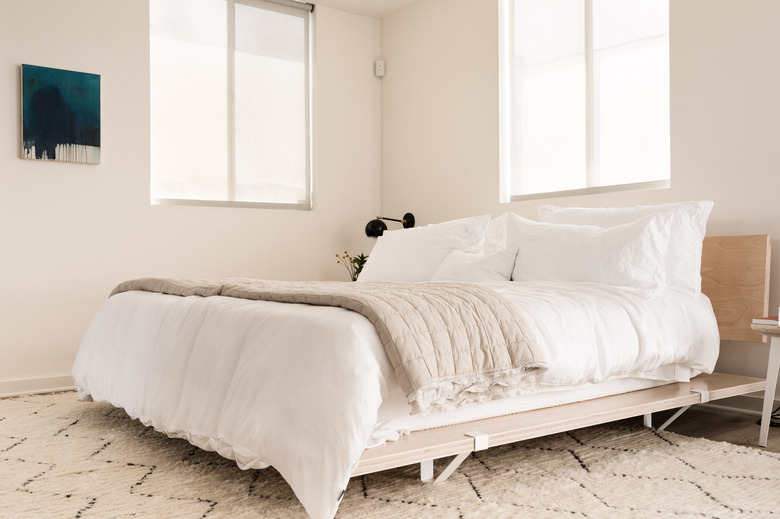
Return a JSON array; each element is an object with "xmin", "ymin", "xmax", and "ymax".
[{"xmin": 21, "ymin": 64, "xmax": 101, "ymax": 164}]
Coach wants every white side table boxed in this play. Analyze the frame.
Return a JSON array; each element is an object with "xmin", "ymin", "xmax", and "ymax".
[{"xmin": 750, "ymin": 322, "xmax": 780, "ymax": 447}]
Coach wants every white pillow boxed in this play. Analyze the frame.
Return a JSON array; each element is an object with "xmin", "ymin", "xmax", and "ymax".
[
  {"xmin": 483, "ymin": 212, "xmax": 511, "ymax": 254},
  {"xmin": 507, "ymin": 213, "xmax": 671, "ymax": 292},
  {"xmin": 538, "ymin": 201, "xmax": 713, "ymax": 295},
  {"xmin": 431, "ymin": 247, "xmax": 518, "ymax": 282},
  {"xmin": 358, "ymin": 214, "xmax": 491, "ymax": 282}
]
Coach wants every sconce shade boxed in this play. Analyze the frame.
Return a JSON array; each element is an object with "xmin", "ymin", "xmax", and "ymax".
[
  {"xmin": 365, "ymin": 212, "xmax": 415, "ymax": 237},
  {"xmin": 365, "ymin": 219, "xmax": 388, "ymax": 237}
]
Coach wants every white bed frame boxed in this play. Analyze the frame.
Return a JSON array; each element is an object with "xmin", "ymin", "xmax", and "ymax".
[{"xmin": 353, "ymin": 235, "xmax": 772, "ymax": 482}]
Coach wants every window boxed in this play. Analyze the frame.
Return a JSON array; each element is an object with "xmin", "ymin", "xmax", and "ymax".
[
  {"xmin": 150, "ymin": 0, "xmax": 313, "ymax": 208},
  {"xmin": 499, "ymin": 0, "xmax": 670, "ymax": 201}
]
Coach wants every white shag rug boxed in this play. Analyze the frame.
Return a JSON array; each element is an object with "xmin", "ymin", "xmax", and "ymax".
[{"xmin": 1, "ymin": 391, "xmax": 779, "ymax": 518}]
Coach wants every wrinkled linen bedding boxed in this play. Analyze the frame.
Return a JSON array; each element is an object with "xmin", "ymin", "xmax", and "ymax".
[
  {"xmin": 110, "ymin": 278, "xmax": 547, "ymax": 414},
  {"xmin": 371, "ymin": 280, "xmax": 719, "ymax": 442},
  {"xmin": 72, "ymin": 280, "xmax": 719, "ymax": 519}
]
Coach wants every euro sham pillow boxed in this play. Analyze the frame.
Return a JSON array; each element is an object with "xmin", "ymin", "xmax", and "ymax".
[
  {"xmin": 537, "ymin": 201, "xmax": 714, "ymax": 295},
  {"xmin": 507, "ymin": 213, "xmax": 672, "ymax": 292},
  {"xmin": 431, "ymin": 247, "xmax": 518, "ymax": 282},
  {"xmin": 358, "ymin": 214, "xmax": 491, "ymax": 282}
]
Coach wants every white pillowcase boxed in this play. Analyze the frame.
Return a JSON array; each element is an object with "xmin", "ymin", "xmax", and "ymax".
[
  {"xmin": 431, "ymin": 247, "xmax": 518, "ymax": 282},
  {"xmin": 358, "ymin": 215, "xmax": 491, "ymax": 282},
  {"xmin": 483, "ymin": 212, "xmax": 510, "ymax": 254},
  {"xmin": 507, "ymin": 213, "xmax": 672, "ymax": 292},
  {"xmin": 538, "ymin": 201, "xmax": 713, "ymax": 295}
]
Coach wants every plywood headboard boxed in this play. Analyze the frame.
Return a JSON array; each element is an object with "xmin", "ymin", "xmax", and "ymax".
[{"xmin": 701, "ymin": 234, "xmax": 771, "ymax": 343}]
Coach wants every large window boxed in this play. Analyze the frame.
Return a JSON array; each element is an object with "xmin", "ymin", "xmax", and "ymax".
[
  {"xmin": 150, "ymin": 0, "xmax": 313, "ymax": 208},
  {"xmin": 499, "ymin": 0, "xmax": 670, "ymax": 201}
]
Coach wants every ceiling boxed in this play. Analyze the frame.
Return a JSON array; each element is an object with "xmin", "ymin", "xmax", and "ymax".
[{"xmin": 312, "ymin": 0, "xmax": 420, "ymax": 18}]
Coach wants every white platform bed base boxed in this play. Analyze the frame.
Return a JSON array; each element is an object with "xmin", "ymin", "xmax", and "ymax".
[{"xmin": 354, "ymin": 234, "xmax": 772, "ymax": 483}]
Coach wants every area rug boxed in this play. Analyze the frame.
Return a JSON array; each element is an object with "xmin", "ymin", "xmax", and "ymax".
[{"xmin": 1, "ymin": 392, "xmax": 779, "ymax": 518}]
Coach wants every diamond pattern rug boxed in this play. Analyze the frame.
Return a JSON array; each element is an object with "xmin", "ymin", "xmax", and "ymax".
[{"xmin": 1, "ymin": 391, "xmax": 779, "ymax": 518}]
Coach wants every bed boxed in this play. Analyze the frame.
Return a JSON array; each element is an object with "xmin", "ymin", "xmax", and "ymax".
[{"xmin": 71, "ymin": 201, "xmax": 771, "ymax": 519}]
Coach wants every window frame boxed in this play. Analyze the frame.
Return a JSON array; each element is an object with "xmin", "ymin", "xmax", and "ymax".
[
  {"xmin": 499, "ymin": 0, "xmax": 670, "ymax": 203},
  {"xmin": 150, "ymin": 0, "xmax": 314, "ymax": 210}
]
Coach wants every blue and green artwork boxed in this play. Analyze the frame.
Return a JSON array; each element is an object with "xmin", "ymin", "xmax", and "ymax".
[{"xmin": 21, "ymin": 64, "xmax": 101, "ymax": 164}]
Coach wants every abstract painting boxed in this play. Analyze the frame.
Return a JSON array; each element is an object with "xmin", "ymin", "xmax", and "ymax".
[{"xmin": 21, "ymin": 64, "xmax": 101, "ymax": 164}]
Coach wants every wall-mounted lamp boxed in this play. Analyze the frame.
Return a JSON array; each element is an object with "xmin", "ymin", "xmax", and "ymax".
[{"xmin": 365, "ymin": 213, "xmax": 415, "ymax": 237}]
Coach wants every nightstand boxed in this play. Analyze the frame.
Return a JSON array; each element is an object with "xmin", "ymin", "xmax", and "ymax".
[{"xmin": 750, "ymin": 322, "xmax": 780, "ymax": 447}]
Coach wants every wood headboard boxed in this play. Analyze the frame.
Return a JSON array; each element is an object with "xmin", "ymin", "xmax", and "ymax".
[{"xmin": 701, "ymin": 234, "xmax": 771, "ymax": 343}]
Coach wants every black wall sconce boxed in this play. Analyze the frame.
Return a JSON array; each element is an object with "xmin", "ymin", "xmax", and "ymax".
[{"xmin": 365, "ymin": 213, "xmax": 415, "ymax": 237}]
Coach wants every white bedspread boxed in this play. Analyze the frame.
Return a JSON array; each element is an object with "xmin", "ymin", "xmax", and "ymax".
[{"xmin": 71, "ymin": 281, "xmax": 719, "ymax": 519}]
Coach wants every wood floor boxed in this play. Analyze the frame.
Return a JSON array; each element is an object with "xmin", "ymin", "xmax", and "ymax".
[{"xmin": 633, "ymin": 405, "xmax": 780, "ymax": 453}]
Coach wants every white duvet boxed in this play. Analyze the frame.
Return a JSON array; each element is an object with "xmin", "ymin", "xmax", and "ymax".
[{"xmin": 72, "ymin": 281, "xmax": 719, "ymax": 519}]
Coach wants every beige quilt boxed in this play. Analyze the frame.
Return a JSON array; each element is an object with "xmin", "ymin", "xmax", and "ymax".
[{"xmin": 111, "ymin": 278, "xmax": 546, "ymax": 414}]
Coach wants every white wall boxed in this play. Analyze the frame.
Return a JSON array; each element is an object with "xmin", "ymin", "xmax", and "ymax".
[
  {"xmin": 5, "ymin": 0, "xmax": 779, "ymax": 401},
  {"xmin": 0, "ymin": 1, "xmax": 382, "ymax": 393},
  {"xmin": 381, "ymin": 0, "xmax": 780, "ymax": 396}
]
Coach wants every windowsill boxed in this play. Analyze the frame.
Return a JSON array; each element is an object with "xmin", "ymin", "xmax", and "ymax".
[
  {"xmin": 151, "ymin": 197, "xmax": 312, "ymax": 210},
  {"xmin": 505, "ymin": 179, "xmax": 670, "ymax": 203}
]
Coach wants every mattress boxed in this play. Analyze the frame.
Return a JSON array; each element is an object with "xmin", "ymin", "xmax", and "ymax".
[{"xmin": 72, "ymin": 280, "xmax": 719, "ymax": 519}]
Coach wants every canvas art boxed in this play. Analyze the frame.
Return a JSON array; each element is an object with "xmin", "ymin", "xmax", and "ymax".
[{"xmin": 21, "ymin": 64, "xmax": 101, "ymax": 164}]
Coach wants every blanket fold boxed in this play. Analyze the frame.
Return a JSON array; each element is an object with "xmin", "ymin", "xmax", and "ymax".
[{"xmin": 111, "ymin": 278, "xmax": 546, "ymax": 414}]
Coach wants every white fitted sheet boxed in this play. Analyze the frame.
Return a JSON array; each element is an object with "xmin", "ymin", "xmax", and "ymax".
[{"xmin": 369, "ymin": 377, "xmax": 669, "ymax": 446}]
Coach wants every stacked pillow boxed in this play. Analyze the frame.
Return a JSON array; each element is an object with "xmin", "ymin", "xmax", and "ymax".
[
  {"xmin": 431, "ymin": 247, "xmax": 518, "ymax": 283},
  {"xmin": 357, "ymin": 201, "xmax": 713, "ymax": 294},
  {"xmin": 537, "ymin": 201, "xmax": 714, "ymax": 295},
  {"xmin": 358, "ymin": 215, "xmax": 495, "ymax": 282},
  {"xmin": 358, "ymin": 214, "xmax": 518, "ymax": 283},
  {"xmin": 505, "ymin": 213, "xmax": 672, "ymax": 293}
]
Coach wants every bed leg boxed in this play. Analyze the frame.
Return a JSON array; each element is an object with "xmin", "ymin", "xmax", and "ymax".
[
  {"xmin": 657, "ymin": 405, "xmax": 692, "ymax": 431},
  {"xmin": 643, "ymin": 413, "xmax": 652, "ymax": 428},
  {"xmin": 655, "ymin": 389, "xmax": 709, "ymax": 431},
  {"xmin": 420, "ymin": 459, "xmax": 434, "ymax": 483},
  {"xmin": 421, "ymin": 451, "xmax": 471, "ymax": 484},
  {"xmin": 420, "ymin": 431, "xmax": 488, "ymax": 484}
]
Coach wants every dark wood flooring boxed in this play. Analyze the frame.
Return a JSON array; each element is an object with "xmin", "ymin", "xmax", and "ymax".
[{"xmin": 630, "ymin": 405, "xmax": 780, "ymax": 453}]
